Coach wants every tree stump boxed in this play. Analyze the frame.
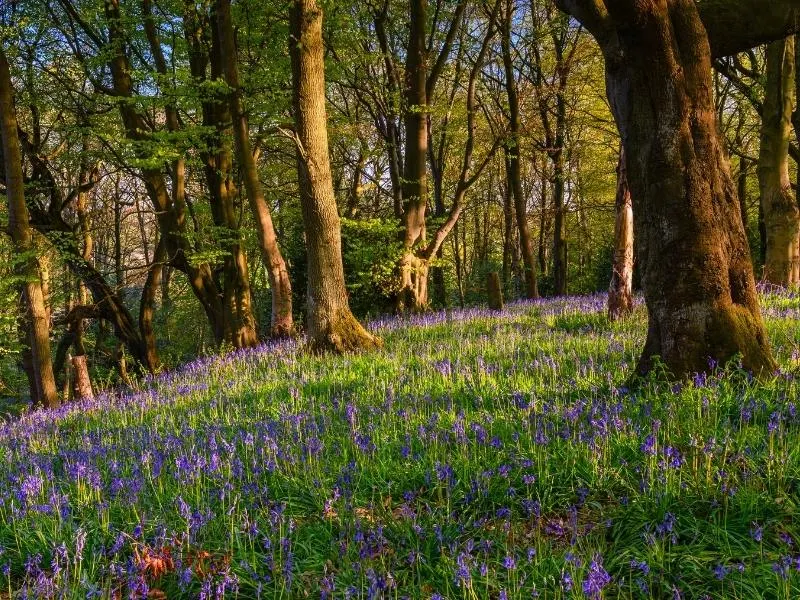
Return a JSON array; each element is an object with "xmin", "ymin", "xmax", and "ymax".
[{"xmin": 487, "ymin": 272, "xmax": 504, "ymax": 311}]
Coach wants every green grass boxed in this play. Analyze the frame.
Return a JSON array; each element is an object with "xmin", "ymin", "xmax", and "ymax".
[{"xmin": 1, "ymin": 292, "xmax": 799, "ymax": 598}]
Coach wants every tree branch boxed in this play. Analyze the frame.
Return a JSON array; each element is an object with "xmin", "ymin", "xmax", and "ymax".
[{"xmin": 700, "ymin": 0, "xmax": 800, "ymax": 59}]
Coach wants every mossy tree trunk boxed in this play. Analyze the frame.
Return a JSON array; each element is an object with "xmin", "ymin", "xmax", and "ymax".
[
  {"xmin": 290, "ymin": 0, "xmax": 382, "ymax": 354},
  {"xmin": 556, "ymin": 0, "xmax": 783, "ymax": 379}
]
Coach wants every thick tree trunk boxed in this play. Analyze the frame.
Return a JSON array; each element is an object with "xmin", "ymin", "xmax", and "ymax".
[
  {"xmin": 608, "ymin": 148, "xmax": 634, "ymax": 321},
  {"xmin": 758, "ymin": 37, "xmax": 799, "ymax": 286},
  {"xmin": 0, "ymin": 47, "xmax": 59, "ymax": 408},
  {"xmin": 558, "ymin": 0, "xmax": 777, "ymax": 378},
  {"xmin": 216, "ymin": 0, "xmax": 294, "ymax": 338},
  {"xmin": 290, "ymin": 0, "xmax": 382, "ymax": 353}
]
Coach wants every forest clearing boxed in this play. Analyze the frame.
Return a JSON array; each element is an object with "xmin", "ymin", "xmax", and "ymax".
[
  {"xmin": 1, "ymin": 291, "xmax": 799, "ymax": 598},
  {"xmin": 2, "ymin": 0, "xmax": 800, "ymax": 597}
]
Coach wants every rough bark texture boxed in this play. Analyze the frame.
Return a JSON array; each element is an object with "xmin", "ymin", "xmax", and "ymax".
[
  {"xmin": 608, "ymin": 148, "xmax": 634, "ymax": 321},
  {"xmin": 487, "ymin": 272, "xmax": 504, "ymax": 311},
  {"xmin": 556, "ymin": 0, "xmax": 777, "ymax": 379},
  {"xmin": 290, "ymin": 0, "xmax": 382, "ymax": 354},
  {"xmin": 216, "ymin": 0, "xmax": 294, "ymax": 337},
  {"xmin": 759, "ymin": 37, "xmax": 799, "ymax": 286},
  {"xmin": 0, "ymin": 47, "xmax": 60, "ymax": 408}
]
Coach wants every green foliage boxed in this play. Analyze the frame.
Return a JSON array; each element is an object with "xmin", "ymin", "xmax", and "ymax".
[{"xmin": 340, "ymin": 218, "xmax": 403, "ymax": 315}]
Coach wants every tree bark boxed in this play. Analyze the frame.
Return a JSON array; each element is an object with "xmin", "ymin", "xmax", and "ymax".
[
  {"xmin": 0, "ymin": 47, "xmax": 59, "ymax": 408},
  {"xmin": 556, "ymin": 0, "xmax": 777, "ymax": 379},
  {"xmin": 290, "ymin": 0, "xmax": 382, "ymax": 353},
  {"xmin": 70, "ymin": 355, "xmax": 94, "ymax": 400},
  {"xmin": 397, "ymin": 0, "xmax": 430, "ymax": 312},
  {"xmin": 758, "ymin": 37, "xmax": 799, "ymax": 286},
  {"xmin": 608, "ymin": 148, "xmax": 634, "ymax": 321},
  {"xmin": 215, "ymin": 0, "xmax": 294, "ymax": 338}
]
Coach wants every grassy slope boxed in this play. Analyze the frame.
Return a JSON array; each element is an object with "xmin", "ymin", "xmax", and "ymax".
[{"xmin": 1, "ymin": 291, "xmax": 800, "ymax": 598}]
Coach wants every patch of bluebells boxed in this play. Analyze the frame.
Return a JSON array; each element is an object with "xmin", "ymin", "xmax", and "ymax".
[{"xmin": 0, "ymin": 292, "xmax": 797, "ymax": 596}]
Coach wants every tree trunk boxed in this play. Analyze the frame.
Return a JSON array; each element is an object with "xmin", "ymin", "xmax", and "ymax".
[
  {"xmin": 759, "ymin": 37, "xmax": 799, "ymax": 286},
  {"xmin": 105, "ymin": 0, "xmax": 227, "ymax": 344},
  {"xmin": 551, "ymin": 92, "xmax": 568, "ymax": 296},
  {"xmin": 71, "ymin": 355, "xmax": 94, "ymax": 401},
  {"xmin": 139, "ymin": 238, "xmax": 165, "ymax": 372},
  {"xmin": 738, "ymin": 155, "xmax": 750, "ymax": 227},
  {"xmin": 557, "ymin": 0, "xmax": 776, "ymax": 379},
  {"xmin": 538, "ymin": 172, "xmax": 549, "ymax": 275},
  {"xmin": 501, "ymin": 0, "xmax": 538, "ymax": 299},
  {"xmin": 0, "ymin": 47, "xmax": 60, "ymax": 408},
  {"xmin": 504, "ymin": 148, "xmax": 538, "ymax": 299},
  {"xmin": 608, "ymin": 148, "xmax": 634, "ymax": 321},
  {"xmin": 397, "ymin": 0, "xmax": 430, "ymax": 312},
  {"xmin": 487, "ymin": 271, "xmax": 504, "ymax": 311},
  {"xmin": 216, "ymin": 0, "xmax": 294, "ymax": 338},
  {"xmin": 290, "ymin": 0, "xmax": 382, "ymax": 353},
  {"xmin": 794, "ymin": 37, "xmax": 800, "ymax": 239},
  {"xmin": 502, "ymin": 180, "xmax": 515, "ymax": 286}
]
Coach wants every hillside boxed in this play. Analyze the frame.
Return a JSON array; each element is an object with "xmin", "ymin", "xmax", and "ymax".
[{"xmin": 1, "ymin": 291, "xmax": 800, "ymax": 598}]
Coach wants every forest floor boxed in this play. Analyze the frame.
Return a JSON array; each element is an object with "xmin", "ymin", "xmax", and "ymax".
[{"xmin": 1, "ymin": 290, "xmax": 800, "ymax": 598}]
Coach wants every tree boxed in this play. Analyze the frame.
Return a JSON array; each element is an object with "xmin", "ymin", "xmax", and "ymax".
[
  {"xmin": 554, "ymin": 0, "xmax": 800, "ymax": 378},
  {"xmin": 290, "ymin": 0, "xmax": 382, "ymax": 353},
  {"xmin": 391, "ymin": 0, "xmax": 469, "ymax": 311},
  {"xmin": 525, "ymin": 3, "xmax": 582, "ymax": 297},
  {"xmin": 215, "ymin": 0, "xmax": 294, "ymax": 337},
  {"xmin": 608, "ymin": 147, "xmax": 633, "ymax": 321},
  {"xmin": 758, "ymin": 37, "xmax": 799, "ymax": 286},
  {"xmin": 0, "ymin": 46, "xmax": 59, "ymax": 408},
  {"xmin": 500, "ymin": 0, "xmax": 539, "ymax": 299}
]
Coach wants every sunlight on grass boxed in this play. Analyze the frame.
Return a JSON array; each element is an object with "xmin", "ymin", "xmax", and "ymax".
[{"xmin": 0, "ymin": 292, "xmax": 799, "ymax": 598}]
